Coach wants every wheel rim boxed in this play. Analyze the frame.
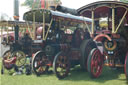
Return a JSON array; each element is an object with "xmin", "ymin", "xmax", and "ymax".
[
  {"xmin": 2, "ymin": 50, "xmax": 13, "ymax": 70},
  {"xmin": 85, "ymin": 41, "xmax": 97, "ymax": 69},
  {"xmin": 3, "ymin": 50, "xmax": 12, "ymax": 59},
  {"xmin": 12, "ymin": 51, "xmax": 26, "ymax": 67},
  {"xmin": 89, "ymin": 48, "xmax": 103, "ymax": 78},
  {"xmin": 124, "ymin": 53, "xmax": 128, "ymax": 78},
  {"xmin": 54, "ymin": 52, "xmax": 70, "ymax": 79},
  {"xmin": 80, "ymin": 39, "xmax": 97, "ymax": 70},
  {"xmin": 33, "ymin": 51, "xmax": 49, "ymax": 75}
]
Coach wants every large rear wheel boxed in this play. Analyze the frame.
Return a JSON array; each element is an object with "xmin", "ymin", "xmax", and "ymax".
[
  {"xmin": 124, "ymin": 52, "xmax": 128, "ymax": 79},
  {"xmin": 53, "ymin": 51, "xmax": 70, "ymax": 79},
  {"xmin": 87, "ymin": 48, "xmax": 103, "ymax": 78},
  {"xmin": 32, "ymin": 51, "xmax": 49, "ymax": 76},
  {"xmin": 80, "ymin": 39, "xmax": 97, "ymax": 70}
]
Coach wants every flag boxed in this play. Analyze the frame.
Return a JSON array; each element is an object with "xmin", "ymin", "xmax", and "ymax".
[
  {"xmin": 34, "ymin": 0, "xmax": 36, "ymax": 2},
  {"xmin": 41, "ymin": 0, "xmax": 45, "ymax": 8}
]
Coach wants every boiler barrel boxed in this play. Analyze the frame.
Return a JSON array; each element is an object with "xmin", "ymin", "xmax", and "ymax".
[{"xmin": 56, "ymin": 5, "xmax": 78, "ymax": 16}]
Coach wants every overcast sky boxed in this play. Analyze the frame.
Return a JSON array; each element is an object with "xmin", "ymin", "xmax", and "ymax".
[{"xmin": 0, "ymin": 0, "xmax": 101, "ymax": 21}]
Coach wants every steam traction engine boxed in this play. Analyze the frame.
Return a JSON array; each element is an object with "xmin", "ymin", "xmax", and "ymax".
[
  {"xmin": 23, "ymin": 8, "xmax": 96, "ymax": 79},
  {"xmin": 78, "ymin": 1, "xmax": 128, "ymax": 78},
  {"xmin": 0, "ymin": 20, "xmax": 47, "ymax": 75}
]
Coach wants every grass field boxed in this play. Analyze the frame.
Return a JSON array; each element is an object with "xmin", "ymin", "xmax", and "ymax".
[{"xmin": 0, "ymin": 58, "xmax": 128, "ymax": 85}]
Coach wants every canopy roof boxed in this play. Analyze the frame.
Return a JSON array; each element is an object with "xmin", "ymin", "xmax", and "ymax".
[
  {"xmin": 23, "ymin": 9, "xmax": 92, "ymax": 23},
  {"xmin": 77, "ymin": 1, "xmax": 128, "ymax": 19}
]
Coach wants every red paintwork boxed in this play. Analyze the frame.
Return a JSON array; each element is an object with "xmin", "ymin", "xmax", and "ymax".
[
  {"xmin": 78, "ymin": 1, "xmax": 128, "ymax": 19},
  {"xmin": 112, "ymin": 34, "xmax": 120, "ymax": 39},
  {"xmin": 90, "ymin": 49, "xmax": 103, "ymax": 78},
  {"xmin": 4, "ymin": 57, "xmax": 17, "ymax": 69},
  {"xmin": 41, "ymin": 0, "xmax": 45, "ymax": 8},
  {"xmin": 124, "ymin": 52, "xmax": 128, "ymax": 78},
  {"xmin": 94, "ymin": 34, "xmax": 112, "ymax": 41},
  {"xmin": 1, "ymin": 32, "xmax": 22, "ymax": 40}
]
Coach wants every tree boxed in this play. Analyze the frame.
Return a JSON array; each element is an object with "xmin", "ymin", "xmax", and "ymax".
[
  {"xmin": 0, "ymin": 13, "xmax": 12, "ymax": 31},
  {"xmin": 120, "ymin": 0, "xmax": 128, "ymax": 3},
  {"xmin": 0, "ymin": 13, "xmax": 10, "ymax": 21},
  {"xmin": 21, "ymin": 0, "xmax": 41, "ymax": 9},
  {"xmin": 22, "ymin": 0, "xmax": 62, "ymax": 9}
]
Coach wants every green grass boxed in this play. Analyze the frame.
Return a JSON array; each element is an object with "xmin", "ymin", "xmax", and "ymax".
[{"xmin": 0, "ymin": 57, "xmax": 128, "ymax": 85}]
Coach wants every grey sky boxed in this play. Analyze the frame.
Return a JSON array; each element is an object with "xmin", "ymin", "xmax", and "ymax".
[{"xmin": 0, "ymin": 0, "xmax": 101, "ymax": 20}]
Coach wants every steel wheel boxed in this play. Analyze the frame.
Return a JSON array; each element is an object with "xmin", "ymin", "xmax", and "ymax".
[
  {"xmin": 12, "ymin": 51, "xmax": 26, "ymax": 67},
  {"xmin": 53, "ymin": 51, "xmax": 70, "ymax": 79},
  {"xmin": 2, "ymin": 50, "xmax": 12, "ymax": 71},
  {"xmin": 80, "ymin": 39, "xmax": 97, "ymax": 70},
  {"xmin": 87, "ymin": 48, "xmax": 103, "ymax": 78},
  {"xmin": 32, "ymin": 51, "xmax": 49, "ymax": 76},
  {"xmin": 124, "ymin": 52, "xmax": 128, "ymax": 79},
  {"xmin": 2, "ymin": 50, "xmax": 12, "ymax": 59}
]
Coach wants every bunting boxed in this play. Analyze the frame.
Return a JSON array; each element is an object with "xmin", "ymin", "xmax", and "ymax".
[
  {"xmin": 41, "ymin": 0, "xmax": 45, "ymax": 8},
  {"xmin": 34, "ymin": 0, "xmax": 36, "ymax": 2}
]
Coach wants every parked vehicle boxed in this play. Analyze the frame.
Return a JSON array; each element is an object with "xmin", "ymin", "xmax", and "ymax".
[
  {"xmin": 77, "ymin": 1, "xmax": 128, "ymax": 78},
  {"xmin": 23, "ymin": 8, "xmax": 96, "ymax": 79}
]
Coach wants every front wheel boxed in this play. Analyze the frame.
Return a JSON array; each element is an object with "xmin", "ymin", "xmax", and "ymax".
[
  {"xmin": 32, "ymin": 51, "xmax": 49, "ymax": 76},
  {"xmin": 53, "ymin": 51, "xmax": 70, "ymax": 79},
  {"xmin": 12, "ymin": 51, "xmax": 26, "ymax": 67},
  {"xmin": 87, "ymin": 48, "xmax": 103, "ymax": 78}
]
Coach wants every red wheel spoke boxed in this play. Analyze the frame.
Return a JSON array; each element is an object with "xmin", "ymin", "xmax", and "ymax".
[{"xmin": 89, "ymin": 48, "xmax": 103, "ymax": 78}]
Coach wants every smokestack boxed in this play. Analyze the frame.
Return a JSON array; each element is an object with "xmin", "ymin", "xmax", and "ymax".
[
  {"xmin": 14, "ymin": 0, "xmax": 19, "ymax": 20},
  {"xmin": 14, "ymin": 0, "xmax": 19, "ymax": 41}
]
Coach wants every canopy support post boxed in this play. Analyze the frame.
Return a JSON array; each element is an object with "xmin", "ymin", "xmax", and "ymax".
[
  {"xmin": 7, "ymin": 22, "xmax": 9, "ymax": 43},
  {"xmin": 84, "ymin": 21, "xmax": 91, "ymax": 33},
  {"xmin": 26, "ymin": 21, "xmax": 33, "ymax": 38},
  {"xmin": 33, "ymin": 12, "xmax": 36, "ymax": 40},
  {"xmin": 115, "ymin": 10, "xmax": 128, "ymax": 33},
  {"xmin": 91, "ymin": 9, "xmax": 95, "ymax": 35},
  {"xmin": 112, "ymin": 8, "xmax": 115, "ymax": 33},
  {"xmin": 42, "ymin": 11, "xmax": 45, "ymax": 40},
  {"xmin": 44, "ymin": 18, "xmax": 53, "ymax": 40}
]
